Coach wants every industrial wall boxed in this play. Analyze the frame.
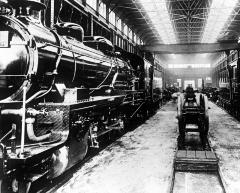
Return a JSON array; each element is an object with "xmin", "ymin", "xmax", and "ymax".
[{"xmin": 168, "ymin": 67, "xmax": 212, "ymax": 90}]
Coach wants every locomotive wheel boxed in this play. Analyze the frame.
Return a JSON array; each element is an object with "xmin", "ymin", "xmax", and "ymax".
[
  {"xmin": 200, "ymin": 131, "xmax": 207, "ymax": 149},
  {"xmin": 177, "ymin": 94, "xmax": 185, "ymax": 146},
  {"xmin": 179, "ymin": 121, "xmax": 185, "ymax": 138},
  {"xmin": 112, "ymin": 117, "xmax": 128, "ymax": 138},
  {"xmin": 144, "ymin": 108, "xmax": 151, "ymax": 118},
  {"xmin": 199, "ymin": 94, "xmax": 205, "ymax": 109},
  {"xmin": 177, "ymin": 94, "xmax": 184, "ymax": 119},
  {"xmin": 203, "ymin": 95, "xmax": 209, "ymax": 137},
  {"xmin": 204, "ymin": 117, "xmax": 209, "ymax": 134},
  {"xmin": 200, "ymin": 117, "xmax": 209, "ymax": 149},
  {"xmin": 118, "ymin": 117, "xmax": 126, "ymax": 133},
  {"xmin": 178, "ymin": 118, "xmax": 185, "ymax": 144},
  {"xmin": 75, "ymin": 130, "xmax": 89, "ymax": 160},
  {"xmin": 65, "ymin": 130, "xmax": 89, "ymax": 171},
  {"xmin": 17, "ymin": 181, "xmax": 31, "ymax": 193},
  {"xmin": 0, "ymin": 179, "xmax": 9, "ymax": 193}
]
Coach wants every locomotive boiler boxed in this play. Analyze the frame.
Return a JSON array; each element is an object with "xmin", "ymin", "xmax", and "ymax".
[{"xmin": 0, "ymin": 0, "xmax": 164, "ymax": 192}]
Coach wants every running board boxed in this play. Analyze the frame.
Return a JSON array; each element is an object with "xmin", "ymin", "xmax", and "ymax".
[{"xmin": 174, "ymin": 150, "xmax": 218, "ymax": 172}]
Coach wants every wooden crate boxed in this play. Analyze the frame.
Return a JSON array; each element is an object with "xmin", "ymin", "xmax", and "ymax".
[{"xmin": 174, "ymin": 150, "xmax": 218, "ymax": 172}]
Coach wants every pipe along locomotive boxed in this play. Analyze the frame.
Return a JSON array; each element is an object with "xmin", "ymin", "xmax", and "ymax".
[{"xmin": 0, "ymin": 0, "xmax": 165, "ymax": 192}]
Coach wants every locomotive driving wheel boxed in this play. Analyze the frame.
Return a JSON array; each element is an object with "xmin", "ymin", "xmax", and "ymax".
[
  {"xmin": 0, "ymin": 179, "xmax": 9, "ymax": 193},
  {"xmin": 178, "ymin": 117, "xmax": 186, "ymax": 146},
  {"xmin": 116, "ymin": 116, "xmax": 127, "ymax": 135},
  {"xmin": 3, "ymin": 178, "xmax": 32, "ymax": 193},
  {"xmin": 74, "ymin": 130, "xmax": 89, "ymax": 160},
  {"xmin": 143, "ymin": 107, "xmax": 151, "ymax": 119},
  {"xmin": 199, "ymin": 94, "xmax": 209, "ymax": 149},
  {"xmin": 109, "ymin": 115, "xmax": 127, "ymax": 139},
  {"xmin": 17, "ymin": 181, "xmax": 31, "ymax": 193},
  {"xmin": 177, "ymin": 94, "xmax": 185, "ymax": 145},
  {"xmin": 200, "ymin": 117, "xmax": 209, "ymax": 149}
]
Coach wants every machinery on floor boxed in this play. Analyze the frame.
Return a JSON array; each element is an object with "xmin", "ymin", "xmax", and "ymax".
[{"xmin": 177, "ymin": 86, "xmax": 209, "ymax": 147}]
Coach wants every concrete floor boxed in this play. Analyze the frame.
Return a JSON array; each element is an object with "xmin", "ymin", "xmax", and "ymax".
[
  {"xmin": 173, "ymin": 172, "xmax": 223, "ymax": 193},
  {"xmin": 208, "ymin": 102, "xmax": 240, "ymax": 193},
  {"xmin": 51, "ymin": 101, "xmax": 240, "ymax": 193},
  {"xmin": 53, "ymin": 102, "xmax": 178, "ymax": 193}
]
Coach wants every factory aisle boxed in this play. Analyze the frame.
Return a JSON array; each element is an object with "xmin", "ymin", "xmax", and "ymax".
[
  {"xmin": 46, "ymin": 101, "xmax": 240, "ymax": 193},
  {"xmin": 208, "ymin": 102, "xmax": 240, "ymax": 193},
  {"xmin": 53, "ymin": 102, "xmax": 178, "ymax": 193}
]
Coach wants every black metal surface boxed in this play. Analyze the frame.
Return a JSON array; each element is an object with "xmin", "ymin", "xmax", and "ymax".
[
  {"xmin": 0, "ymin": 2, "xmax": 166, "ymax": 192},
  {"xmin": 30, "ymin": 119, "xmax": 144, "ymax": 193}
]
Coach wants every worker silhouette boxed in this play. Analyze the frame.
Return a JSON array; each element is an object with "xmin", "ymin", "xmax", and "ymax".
[{"xmin": 185, "ymin": 84, "xmax": 196, "ymax": 102}]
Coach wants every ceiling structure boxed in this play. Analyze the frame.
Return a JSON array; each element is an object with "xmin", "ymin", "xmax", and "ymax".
[
  {"xmin": 142, "ymin": 42, "xmax": 240, "ymax": 53},
  {"xmin": 106, "ymin": 0, "xmax": 240, "ymax": 48}
]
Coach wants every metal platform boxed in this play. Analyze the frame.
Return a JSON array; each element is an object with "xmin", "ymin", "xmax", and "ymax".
[{"xmin": 174, "ymin": 150, "xmax": 218, "ymax": 172}]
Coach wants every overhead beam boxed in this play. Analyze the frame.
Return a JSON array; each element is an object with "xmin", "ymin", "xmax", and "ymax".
[{"xmin": 140, "ymin": 42, "xmax": 240, "ymax": 54}]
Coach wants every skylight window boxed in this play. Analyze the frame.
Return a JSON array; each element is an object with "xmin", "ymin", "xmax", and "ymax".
[
  {"xmin": 116, "ymin": 17, "xmax": 122, "ymax": 31},
  {"xmin": 129, "ymin": 29, "xmax": 133, "ymax": 40},
  {"xmin": 138, "ymin": 0, "xmax": 176, "ymax": 44},
  {"xmin": 109, "ymin": 11, "xmax": 115, "ymax": 25},
  {"xmin": 201, "ymin": 0, "xmax": 238, "ymax": 43},
  {"xmin": 99, "ymin": 1, "xmax": 106, "ymax": 18},
  {"xmin": 87, "ymin": 0, "xmax": 97, "ymax": 10},
  {"xmin": 124, "ymin": 24, "xmax": 128, "ymax": 35}
]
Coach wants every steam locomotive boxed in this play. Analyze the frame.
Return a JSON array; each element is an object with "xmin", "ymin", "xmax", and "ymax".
[
  {"xmin": 0, "ymin": 0, "xmax": 165, "ymax": 192},
  {"xmin": 211, "ymin": 50, "xmax": 240, "ymax": 118}
]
